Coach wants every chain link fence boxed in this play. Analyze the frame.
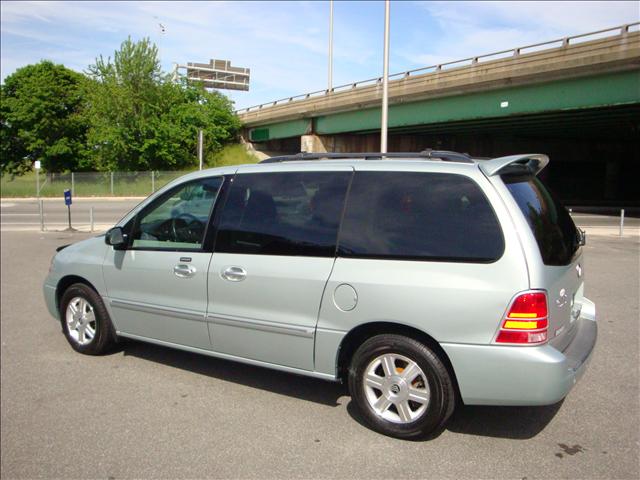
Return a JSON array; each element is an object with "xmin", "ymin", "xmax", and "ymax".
[{"xmin": 1, "ymin": 171, "xmax": 191, "ymax": 197}]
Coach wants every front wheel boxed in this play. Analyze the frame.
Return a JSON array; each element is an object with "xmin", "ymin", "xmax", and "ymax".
[
  {"xmin": 60, "ymin": 283, "xmax": 116, "ymax": 355},
  {"xmin": 348, "ymin": 334, "xmax": 455, "ymax": 440}
]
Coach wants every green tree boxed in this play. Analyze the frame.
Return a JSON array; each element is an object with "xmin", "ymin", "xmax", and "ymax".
[
  {"xmin": 85, "ymin": 37, "xmax": 240, "ymax": 171},
  {"xmin": 0, "ymin": 61, "xmax": 89, "ymax": 175}
]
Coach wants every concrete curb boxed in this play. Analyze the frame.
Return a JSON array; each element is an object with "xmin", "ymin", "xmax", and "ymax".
[{"xmin": 581, "ymin": 226, "xmax": 639, "ymax": 238}]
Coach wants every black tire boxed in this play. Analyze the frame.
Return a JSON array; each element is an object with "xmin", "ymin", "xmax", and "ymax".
[
  {"xmin": 59, "ymin": 283, "xmax": 116, "ymax": 355},
  {"xmin": 348, "ymin": 334, "xmax": 455, "ymax": 440}
]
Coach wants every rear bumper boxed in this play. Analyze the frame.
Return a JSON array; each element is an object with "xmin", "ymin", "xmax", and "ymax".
[{"xmin": 442, "ymin": 297, "xmax": 597, "ymax": 406}]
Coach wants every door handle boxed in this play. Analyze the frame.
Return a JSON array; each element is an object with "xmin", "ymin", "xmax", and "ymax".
[
  {"xmin": 174, "ymin": 264, "xmax": 197, "ymax": 278},
  {"xmin": 221, "ymin": 266, "xmax": 247, "ymax": 282}
]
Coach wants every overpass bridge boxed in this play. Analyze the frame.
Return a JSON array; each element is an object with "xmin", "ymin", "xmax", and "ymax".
[{"xmin": 237, "ymin": 24, "xmax": 640, "ymax": 205}]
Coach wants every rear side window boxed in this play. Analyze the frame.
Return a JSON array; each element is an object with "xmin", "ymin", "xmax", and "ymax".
[
  {"xmin": 215, "ymin": 171, "xmax": 351, "ymax": 257},
  {"xmin": 338, "ymin": 171, "xmax": 504, "ymax": 262},
  {"xmin": 503, "ymin": 176, "xmax": 578, "ymax": 266}
]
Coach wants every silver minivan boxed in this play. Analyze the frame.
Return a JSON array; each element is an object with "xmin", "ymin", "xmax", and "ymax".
[{"xmin": 43, "ymin": 151, "xmax": 597, "ymax": 439}]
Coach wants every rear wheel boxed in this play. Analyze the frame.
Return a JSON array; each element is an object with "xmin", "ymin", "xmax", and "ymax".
[
  {"xmin": 60, "ymin": 283, "xmax": 116, "ymax": 355},
  {"xmin": 348, "ymin": 334, "xmax": 455, "ymax": 439}
]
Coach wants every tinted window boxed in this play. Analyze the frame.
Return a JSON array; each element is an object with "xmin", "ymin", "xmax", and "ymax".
[
  {"xmin": 215, "ymin": 171, "xmax": 351, "ymax": 257},
  {"xmin": 338, "ymin": 171, "xmax": 504, "ymax": 262},
  {"xmin": 131, "ymin": 177, "xmax": 222, "ymax": 249},
  {"xmin": 504, "ymin": 176, "xmax": 578, "ymax": 266}
]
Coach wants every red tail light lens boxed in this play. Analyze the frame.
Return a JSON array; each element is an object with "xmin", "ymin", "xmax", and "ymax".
[
  {"xmin": 507, "ymin": 292, "xmax": 547, "ymax": 319},
  {"xmin": 496, "ymin": 292, "xmax": 548, "ymax": 345}
]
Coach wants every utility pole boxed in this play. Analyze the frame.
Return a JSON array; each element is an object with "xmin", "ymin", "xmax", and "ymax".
[
  {"xmin": 380, "ymin": 0, "xmax": 390, "ymax": 154},
  {"xmin": 198, "ymin": 129, "xmax": 204, "ymax": 170},
  {"xmin": 328, "ymin": 0, "xmax": 334, "ymax": 92}
]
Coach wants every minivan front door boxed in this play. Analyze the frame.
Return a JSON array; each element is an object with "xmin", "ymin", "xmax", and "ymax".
[
  {"xmin": 207, "ymin": 168, "xmax": 352, "ymax": 370},
  {"xmin": 103, "ymin": 176, "xmax": 224, "ymax": 350}
]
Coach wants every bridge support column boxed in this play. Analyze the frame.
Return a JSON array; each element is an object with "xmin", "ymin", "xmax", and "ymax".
[
  {"xmin": 301, "ymin": 134, "xmax": 329, "ymax": 153},
  {"xmin": 301, "ymin": 134, "xmax": 379, "ymax": 153}
]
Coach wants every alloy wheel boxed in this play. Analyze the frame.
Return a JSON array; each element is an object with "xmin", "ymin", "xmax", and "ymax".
[
  {"xmin": 363, "ymin": 353, "xmax": 430, "ymax": 424},
  {"xmin": 65, "ymin": 297, "xmax": 97, "ymax": 346}
]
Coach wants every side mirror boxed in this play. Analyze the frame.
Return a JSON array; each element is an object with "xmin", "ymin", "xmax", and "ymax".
[
  {"xmin": 105, "ymin": 227, "xmax": 127, "ymax": 250},
  {"xmin": 577, "ymin": 228, "xmax": 586, "ymax": 247}
]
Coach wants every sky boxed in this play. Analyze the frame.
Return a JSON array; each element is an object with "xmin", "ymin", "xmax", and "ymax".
[{"xmin": 1, "ymin": 1, "xmax": 638, "ymax": 110}]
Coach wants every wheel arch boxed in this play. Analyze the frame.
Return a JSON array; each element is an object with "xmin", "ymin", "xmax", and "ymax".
[
  {"xmin": 336, "ymin": 321, "xmax": 461, "ymax": 400},
  {"xmin": 56, "ymin": 275, "xmax": 100, "ymax": 317}
]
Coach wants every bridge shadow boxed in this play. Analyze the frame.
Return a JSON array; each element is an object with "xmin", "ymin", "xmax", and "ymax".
[{"xmin": 117, "ymin": 339, "xmax": 347, "ymax": 407}]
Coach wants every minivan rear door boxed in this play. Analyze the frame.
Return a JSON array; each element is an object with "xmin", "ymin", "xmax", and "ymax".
[{"xmin": 502, "ymin": 175, "xmax": 584, "ymax": 349}]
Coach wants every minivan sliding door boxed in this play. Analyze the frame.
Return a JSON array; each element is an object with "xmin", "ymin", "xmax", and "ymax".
[{"xmin": 207, "ymin": 168, "xmax": 351, "ymax": 371}]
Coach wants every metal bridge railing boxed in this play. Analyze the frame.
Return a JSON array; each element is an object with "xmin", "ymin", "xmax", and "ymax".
[{"xmin": 235, "ymin": 22, "xmax": 639, "ymax": 115}]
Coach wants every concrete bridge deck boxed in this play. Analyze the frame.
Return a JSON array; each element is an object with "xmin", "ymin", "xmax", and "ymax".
[{"xmin": 238, "ymin": 24, "xmax": 639, "ymax": 141}]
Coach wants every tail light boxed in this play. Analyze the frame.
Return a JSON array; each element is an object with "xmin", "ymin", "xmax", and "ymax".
[{"xmin": 496, "ymin": 292, "xmax": 548, "ymax": 345}]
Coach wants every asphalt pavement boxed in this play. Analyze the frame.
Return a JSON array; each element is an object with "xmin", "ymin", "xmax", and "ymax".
[{"xmin": 0, "ymin": 227, "xmax": 638, "ymax": 479}]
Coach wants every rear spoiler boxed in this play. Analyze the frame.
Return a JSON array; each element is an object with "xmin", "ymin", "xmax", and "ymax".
[{"xmin": 478, "ymin": 154, "xmax": 549, "ymax": 177}]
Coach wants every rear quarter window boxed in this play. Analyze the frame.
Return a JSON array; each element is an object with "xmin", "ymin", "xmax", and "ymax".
[
  {"xmin": 338, "ymin": 171, "xmax": 504, "ymax": 262},
  {"xmin": 503, "ymin": 176, "xmax": 578, "ymax": 266}
]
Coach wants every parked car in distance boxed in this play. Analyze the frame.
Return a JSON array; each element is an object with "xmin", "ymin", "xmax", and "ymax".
[{"xmin": 43, "ymin": 150, "xmax": 596, "ymax": 439}]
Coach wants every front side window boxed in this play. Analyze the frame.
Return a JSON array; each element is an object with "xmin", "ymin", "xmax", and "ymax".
[
  {"xmin": 131, "ymin": 176, "xmax": 223, "ymax": 249},
  {"xmin": 338, "ymin": 171, "xmax": 504, "ymax": 262},
  {"xmin": 215, "ymin": 171, "xmax": 351, "ymax": 257}
]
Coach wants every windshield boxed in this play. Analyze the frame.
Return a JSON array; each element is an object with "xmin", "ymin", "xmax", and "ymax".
[{"xmin": 503, "ymin": 176, "xmax": 579, "ymax": 266}]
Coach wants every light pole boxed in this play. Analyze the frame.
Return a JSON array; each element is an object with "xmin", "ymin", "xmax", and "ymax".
[
  {"xmin": 328, "ymin": 0, "xmax": 334, "ymax": 92},
  {"xmin": 35, "ymin": 160, "xmax": 41, "ymax": 197},
  {"xmin": 198, "ymin": 129, "xmax": 204, "ymax": 170},
  {"xmin": 380, "ymin": 0, "xmax": 390, "ymax": 153}
]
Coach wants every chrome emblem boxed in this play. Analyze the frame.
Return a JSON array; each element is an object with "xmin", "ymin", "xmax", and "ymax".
[
  {"xmin": 576, "ymin": 264, "xmax": 583, "ymax": 278},
  {"xmin": 556, "ymin": 288, "xmax": 568, "ymax": 307},
  {"xmin": 390, "ymin": 384, "xmax": 401, "ymax": 394}
]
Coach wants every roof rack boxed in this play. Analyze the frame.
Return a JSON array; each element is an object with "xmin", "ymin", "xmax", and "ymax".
[{"xmin": 259, "ymin": 149, "xmax": 474, "ymax": 164}]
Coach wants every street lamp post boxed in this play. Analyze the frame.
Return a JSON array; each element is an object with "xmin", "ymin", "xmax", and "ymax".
[
  {"xmin": 328, "ymin": 0, "xmax": 334, "ymax": 92},
  {"xmin": 380, "ymin": 0, "xmax": 390, "ymax": 153}
]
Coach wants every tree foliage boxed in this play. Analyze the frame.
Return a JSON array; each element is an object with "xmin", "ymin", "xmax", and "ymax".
[
  {"xmin": 1, "ymin": 37, "xmax": 241, "ymax": 175},
  {"xmin": 1, "ymin": 61, "xmax": 89, "ymax": 175},
  {"xmin": 85, "ymin": 37, "xmax": 241, "ymax": 171}
]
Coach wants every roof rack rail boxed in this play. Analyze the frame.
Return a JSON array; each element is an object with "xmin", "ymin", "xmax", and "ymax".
[{"xmin": 259, "ymin": 149, "xmax": 473, "ymax": 164}]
